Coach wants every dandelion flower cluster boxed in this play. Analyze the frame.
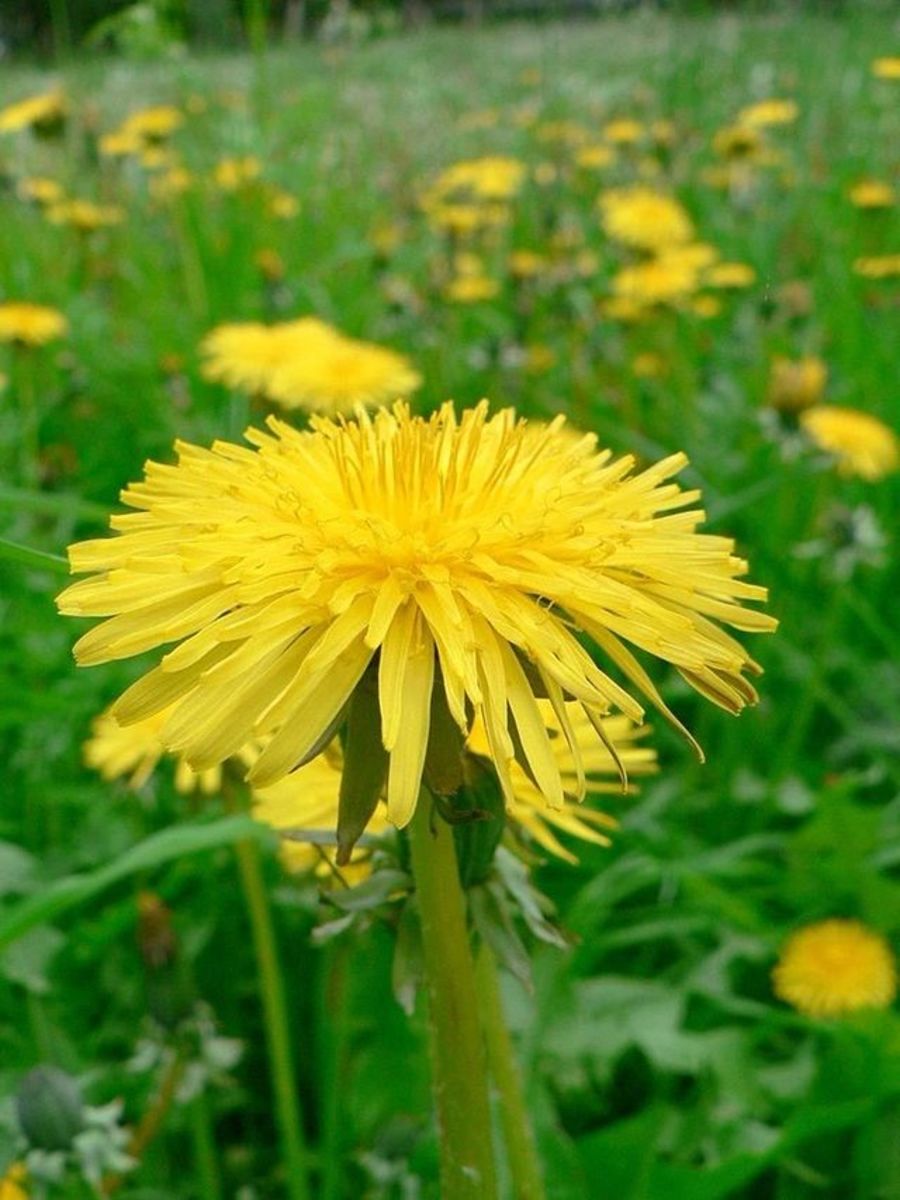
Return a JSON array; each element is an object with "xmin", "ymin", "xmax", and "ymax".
[
  {"xmin": 773, "ymin": 920, "xmax": 897, "ymax": 1018},
  {"xmin": 800, "ymin": 406, "xmax": 899, "ymax": 480},
  {"xmin": 200, "ymin": 318, "xmax": 421, "ymax": 413},
  {"xmin": 58, "ymin": 401, "xmax": 775, "ymax": 833},
  {"xmin": 598, "ymin": 186, "xmax": 694, "ymax": 252},
  {"xmin": 0, "ymin": 302, "xmax": 68, "ymax": 347},
  {"xmin": 0, "ymin": 89, "xmax": 66, "ymax": 134}
]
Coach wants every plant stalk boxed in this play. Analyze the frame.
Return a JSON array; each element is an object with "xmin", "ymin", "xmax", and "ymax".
[
  {"xmin": 407, "ymin": 794, "xmax": 498, "ymax": 1200},
  {"xmin": 234, "ymin": 836, "xmax": 312, "ymax": 1200},
  {"xmin": 475, "ymin": 942, "xmax": 546, "ymax": 1200}
]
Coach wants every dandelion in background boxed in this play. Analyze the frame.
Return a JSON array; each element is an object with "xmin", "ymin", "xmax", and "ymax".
[
  {"xmin": 871, "ymin": 57, "xmax": 900, "ymax": 80},
  {"xmin": 849, "ymin": 180, "xmax": 895, "ymax": 209},
  {"xmin": 767, "ymin": 356, "xmax": 827, "ymax": 413},
  {"xmin": 58, "ymin": 401, "xmax": 775, "ymax": 835},
  {"xmin": 773, "ymin": 920, "xmax": 897, "ymax": 1018},
  {"xmin": 0, "ymin": 303, "xmax": 68, "ymax": 348},
  {"xmin": 736, "ymin": 98, "xmax": 798, "ymax": 128},
  {"xmin": 598, "ymin": 185, "xmax": 694, "ymax": 251},
  {"xmin": 0, "ymin": 1163, "xmax": 28, "ymax": 1200},
  {"xmin": 800, "ymin": 406, "xmax": 899, "ymax": 480},
  {"xmin": 0, "ymin": 88, "xmax": 66, "ymax": 135}
]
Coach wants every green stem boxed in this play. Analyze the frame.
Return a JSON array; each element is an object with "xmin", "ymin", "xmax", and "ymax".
[
  {"xmin": 189, "ymin": 1091, "xmax": 224, "ymax": 1200},
  {"xmin": 407, "ymin": 795, "xmax": 498, "ymax": 1200},
  {"xmin": 318, "ymin": 941, "xmax": 351, "ymax": 1200},
  {"xmin": 234, "ymin": 837, "xmax": 312, "ymax": 1200},
  {"xmin": 475, "ymin": 943, "xmax": 546, "ymax": 1200}
]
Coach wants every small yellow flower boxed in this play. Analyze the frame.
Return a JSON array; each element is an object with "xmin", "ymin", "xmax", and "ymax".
[
  {"xmin": 690, "ymin": 295, "xmax": 722, "ymax": 319},
  {"xmin": 598, "ymin": 186, "xmax": 694, "ymax": 252},
  {"xmin": 508, "ymin": 250, "xmax": 546, "ymax": 279},
  {"xmin": 46, "ymin": 200, "xmax": 124, "ymax": 232},
  {"xmin": 255, "ymin": 248, "xmax": 285, "ymax": 282},
  {"xmin": 150, "ymin": 166, "xmax": 194, "ymax": 200},
  {"xmin": 0, "ymin": 89, "xmax": 66, "ymax": 134},
  {"xmin": 872, "ymin": 57, "xmax": 900, "ymax": 80},
  {"xmin": 423, "ymin": 156, "xmax": 526, "ymax": 205},
  {"xmin": 737, "ymin": 99, "xmax": 798, "ymax": 128},
  {"xmin": 773, "ymin": 920, "xmax": 897, "ymax": 1018},
  {"xmin": 267, "ymin": 187, "xmax": 299, "ymax": 220},
  {"xmin": 575, "ymin": 144, "xmax": 615, "ymax": 171},
  {"xmin": 85, "ymin": 707, "xmax": 224, "ymax": 794},
  {"xmin": 0, "ymin": 302, "xmax": 68, "ymax": 347},
  {"xmin": 706, "ymin": 262, "xmax": 756, "ymax": 289},
  {"xmin": 602, "ymin": 118, "xmax": 644, "ymax": 145},
  {"xmin": 712, "ymin": 124, "xmax": 765, "ymax": 160},
  {"xmin": 800, "ymin": 406, "xmax": 899, "ymax": 480},
  {"xmin": 849, "ymin": 180, "xmax": 895, "ymax": 209},
  {"xmin": 767, "ymin": 356, "xmax": 827, "ymax": 412},
  {"xmin": 632, "ymin": 352, "xmax": 665, "ymax": 379},
  {"xmin": 0, "ymin": 1162, "xmax": 28, "ymax": 1200},
  {"xmin": 445, "ymin": 274, "xmax": 500, "ymax": 303},
  {"xmin": 213, "ymin": 156, "xmax": 262, "ymax": 191},
  {"xmin": 16, "ymin": 177, "xmax": 65, "ymax": 206},
  {"xmin": 853, "ymin": 254, "xmax": 900, "ymax": 279}
]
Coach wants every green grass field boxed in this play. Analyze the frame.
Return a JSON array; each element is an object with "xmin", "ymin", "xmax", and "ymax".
[{"xmin": 2, "ymin": 10, "xmax": 900, "ymax": 1199}]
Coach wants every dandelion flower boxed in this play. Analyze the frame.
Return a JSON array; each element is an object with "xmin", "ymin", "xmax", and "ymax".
[
  {"xmin": 773, "ymin": 920, "xmax": 897, "ymax": 1018},
  {"xmin": 706, "ymin": 262, "xmax": 756, "ymax": 289},
  {"xmin": 872, "ymin": 57, "xmax": 900, "ymax": 80},
  {"xmin": 213, "ymin": 156, "xmax": 262, "ymax": 191},
  {"xmin": 737, "ymin": 99, "xmax": 798, "ymax": 128},
  {"xmin": 598, "ymin": 186, "xmax": 694, "ymax": 252},
  {"xmin": 575, "ymin": 144, "xmax": 616, "ymax": 171},
  {"xmin": 58, "ymin": 401, "xmax": 775, "ymax": 830},
  {"xmin": 46, "ymin": 200, "xmax": 124, "ymax": 232},
  {"xmin": 16, "ymin": 177, "xmax": 65, "ymax": 206},
  {"xmin": 0, "ymin": 1163, "xmax": 28, "ymax": 1200},
  {"xmin": 85, "ymin": 707, "xmax": 225, "ymax": 794},
  {"xmin": 767, "ymin": 356, "xmax": 827, "ymax": 412},
  {"xmin": 445, "ymin": 274, "xmax": 500, "ymax": 303},
  {"xmin": 712, "ymin": 124, "xmax": 765, "ymax": 160},
  {"xmin": 853, "ymin": 254, "xmax": 900, "ymax": 279},
  {"xmin": 0, "ymin": 302, "xmax": 68, "ymax": 347},
  {"xmin": 0, "ymin": 89, "xmax": 66, "ymax": 134},
  {"xmin": 849, "ymin": 180, "xmax": 895, "ymax": 209},
  {"xmin": 800, "ymin": 406, "xmax": 899, "ymax": 480},
  {"xmin": 602, "ymin": 118, "xmax": 644, "ymax": 145}
]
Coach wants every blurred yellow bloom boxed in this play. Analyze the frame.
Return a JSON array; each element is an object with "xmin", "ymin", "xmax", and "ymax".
[
  {"xmin": 853, "ymin": 254, "xmax": 900, "ymax": 279},
  {"xmin": 575, "ymin": 144, "xmax": 615, "ymax": 170},
  {"xmin": 99, "ymin": 129, "xmax": 145, "ymax": 157},
  {"xmin": 849, "ymin": 179, "xmax": 895, "ymax": 209},
  {"xmin": 690, "ymin": 295, "xmax": 722, "ymax": 318},
  {"xmin": 800, "ymin": 406, "xmax": 899, "ymax": 480},
  {"xmin": 737, "ymin": 99, "xmax": 798, "ymax": 128},
  {"xmin": 0, "ymin": 1163, "xmax": 28, "ymax": 1200},
  {"xmin": 267, "ymin": 187, "xmax": 300, "ymax": 219},
  {"xmin": 509, "ymin": 250, "xmax": 546, "ymax": 278},
  {"xmin": 201, "ymin": 318, "xmax": 421, "ymax": 413},
  {"xmin": 523, "ymin": 344, "xmax": 556, "ymax": 373},
  {"xmin": 872, "ymin": 57, "xmax": 900, "ymax": 80},
  {"xmin": 712, "ymin": 123, "xmax": 765, "ymax": 160},
  {"xmin": 100, "ymin": 106, "xmax": 183, "ymax": 157},
  {"xmin": 706, "ymin": 261, "xmax": 756, "ymax": 289},
  {"xmin": 600, "ymin": 295, "xmax": 646, "ymax": 323},
  {"xmin": 0, "ymin": 89, "xmax": 65, "ymax": 134},
  {"xmin": 255, "ymin": 247, "xmax": 285, "ymax": 281},
  {"xmin": 424, "ymin": 156, "xmax": 525, "ymax": 205},
  {"xmin": 445, "ymin": 274, "xmax": 500, "ymax": 303},
  {"xmin": 599, "ymin": 186, "xmax": 694, "ymax": 251},
  {"xmin": 150, "ymin": 166, "xmax": 194, "ymax": 200},
  {"xmin": 610, "ymin": 255, "xmax": 698, "ymax": 308},
  {"xmin": 0, "ymin": 302, "xmax": 68, "ymax": 346},
  {"xmin": 767, "ymin": 356, "xmax": 827, "ymax": 412},
  {"xmin": 85, "ymin": 706, "xmax": 225, "ymax": 794},
  {"xmin": 213, "ymin": 156, "xmax": 262, "ymax": 191},
  {"xmin": 632, "ymin": 352, "xmax": 665, "ymax": 379},
  {"xmin": 46, "ymin": 200, "xmax": 125, "ymax": 232},
  {"xmin": 16, "ymin": 176, "xmax": 64, "ymax": 206},
  {"xmin": 602, "ymin": 118, "xmax": 644, "ymax": 144},
  {"xmin": 423, "ymin": 202, "xmax": 510, "ymax": 236},
  {"xmin": 773, "ymin": 920, "xmax": 897, "ymax": 1018}
]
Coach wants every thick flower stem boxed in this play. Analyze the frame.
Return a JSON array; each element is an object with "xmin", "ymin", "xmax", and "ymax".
[
  {"xmin": 407, "ymin": 796, "xmax": 499, "ymax": 1200},
  {"xmin": 475, "ymin": 943, "xmax": 546, "ymax": 1200},
  {"xmin": 234, "ymin": 837, "xmax": 312, "ymax": 1200}
]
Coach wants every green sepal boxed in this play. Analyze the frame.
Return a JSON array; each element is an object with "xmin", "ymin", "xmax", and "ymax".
[
  {"xmin": 337, "ymin": 677, "xmax": 389, "ymax": 866},
  {"xmin": 447, "ymin": 753, "xmax": 507, "ymax": 888},
  {"xmin": 422, "ymin": 671, "xmax": 465, "ymax": 797}
]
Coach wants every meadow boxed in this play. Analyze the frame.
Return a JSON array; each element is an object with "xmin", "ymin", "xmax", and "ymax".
[{"xmin": 1, "ymin": 8, "xmax": 900, "ymax": 1199}]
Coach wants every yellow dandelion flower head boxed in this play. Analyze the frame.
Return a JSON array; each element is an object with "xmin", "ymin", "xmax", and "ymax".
[
  {"xmin": 250, "ymin": 740, "xmax": 388, "ymax": 879},
  {"xmin": 600, "ymin": 295, "xmax": 647, "ymax": 323},
  {"xmin": 267, "ymin": 187, "xmax": 300, "ymax": 219},
  {"xmin": 610, "ymin": 255, "xmax": 698, "ymax": 307},
  {"xmin": 508, "ymin": 251, "xmax": 546, "ymax": 279},
  {"xmin": 632, "ymin": 352, "xmax": 666, "ymax": 379},
  {"xmin": 575, "ymin": 144, "xmax": 616, "ymax": 171},
  {"xmin": 598, "ymin": 186, "xmax": 694, "ymax": 252},
  {"xmin": 213, "ymin": 156, "xmax": 262, "ymax": 191},
  {"xmin": 119, "ymin": 105, "xmax": 183, "ymax": 142},
  {"xmin": 849, "ymin": 179, "xmax": 895, "ymax": 209},
  {"xmin": 712, "ymin": 123, "xmax": 765, "ymax": 160},
  {"xmin": 800, "ymin": 406, "xmax": 899, "ymax": 480},
  {"xmin": 468, "ymin": 702, "xmax": 656, "ymax": 863},
  {"xmin": 85, "ymin": 706, "xmax": 224, "ymax": 795},
  {"xmin": 98, "ymin": 129, "xmax": 145, "ymax": 158},
  {"xmin": 736, "ymin": 98, "xmax": 798, "ymax": 128},
  {"xmin": 767, "ymin": 356, "xmax": 827, "ymax": 412},
  {"xmin": 0, "ymin": 302, "xmax": 68, "ymax": 347},
  {"xmin": 705, "ymin": 261, "xmax": 756, "ymax": 290},
  {"xmin": 423, "ymin": 156, "xmax": 526, "ymax": 205},
  {"xmin": 853, "ymin": 254, "xmax": 900, "ymax": 279},
  {"xmin": 255, "ymin": 247, "xmax": 285, "ymax": 282},
  {"xmin": 0, "ymin": 89, "xmax": 66, "ymax": 134},
  {"xmin": 267, "ymin": 332, "xmax": 422, "ymax": 415},
  {"xmin": 46, "ymin": 200, "xmax": 125, "ymax": 232},
  {"xmin": 58, "ymin": 401, "xmax": 775, "ymax": 833},
  {"xmin": 16, "ymin": 176, "xmax": 65, "ymax": 206},
  {"xmin": 872, "ymin": 56, "xmax": 900, "ymax": 80},
  {"xmin": 201, "ymin": 318, "xmax": 335, "ymax": 397},
  {"xmin": 601, "ymin": 118, "xmax": 644, "ymax": 145},
  {"xmin": 150, "ymin": 166, "xmax": 194, "ymax": 200},
  {"xmin": 0, "ymin": 1163, "xmax": 28, "ymax": 1200},
  {"xmin": 773, "ymin": 919, "xmax": 897, "ymax": 1018},
  {"xmin": 690, "ymin": 294, "xmax": 722, "ymax": 319},
  {"xmin": 444, "ymin": 275, "xmax": 500, "ymax": 303},
  {"xmin": 423, "ymin": 201, "xmax": 510, "ymax": 236}
]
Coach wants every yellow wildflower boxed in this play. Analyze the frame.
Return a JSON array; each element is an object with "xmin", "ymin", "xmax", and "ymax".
[
  {"xmin": 16, "ymin": 177, "xmax": 64, "ymax": 206},
  {"xmin": 706, "ymin": 262, "xmax": 756, "ymax": 289},
  {"xmin": 767, "ymin": 356, "xmax": 827, "ymax": 412},
  {"xmin": 849, "ymin": 180, "xmax": 895, "ymax": 209},
  {"xmin": 800, "ymin": 406, "xmax": 899, "ymax": 480},
  {"xmin": 46, "ymin": 200, "xmax": 124, "ymax": 232},
  {"xmin": 85, "ymin": 707, "xmax": 224, "ymax": 794},
  {"xmin": 0, "ymin": 89, "xmax": 65, "ymax": 134},
  {"xmin": 0, "ymin": 1163, "xmax": 28, "ymax": 1200},
  {"xmin": 737, "ymin": 99, "xmax": 798, "ymax": 128},
  {"xmin": 0, "ymin": 302, "xmax": 68, "ymax": 347},
  {"xmin": 773, "ymin": 920, "xmax": 897, "ymax": 1018},
  {"xmin": 575, "ymin": 144, "xmax": 616, "ymax": 170},
  {"xmin": 213, "ymin": 156, "xmax": 262, "ymax": 191},
  {"xmin": 602, "ymin": 118, "xmax": 644, "ymax": 145},
  {"xmin": 598, "ymin": 186, "xmax": 694, "ymax": 252},
  {"xmin": 853, "ymin": 254, "xmax": 900, "ymax": 279},
  {"xmin": 58, "ymin": 401, "xmax": 775, "ymax": 831},
  {"xmin": 872, "ymin": 57, "xmax": 900, "ymax": 80}
]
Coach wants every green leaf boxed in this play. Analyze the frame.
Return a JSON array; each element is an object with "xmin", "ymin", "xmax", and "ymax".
[
  {"xmin": 0, "ymin": 815, "xmax": 268, "ymax": 950},
  {"xmin": 0, "ymin": 537, "xmax": 69, "ymax": 573}
]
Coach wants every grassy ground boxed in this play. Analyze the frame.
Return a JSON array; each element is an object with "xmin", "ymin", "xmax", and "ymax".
[{"xmin": 2, "ymin": 10, "xmax": 900, "ymax": 1199}]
